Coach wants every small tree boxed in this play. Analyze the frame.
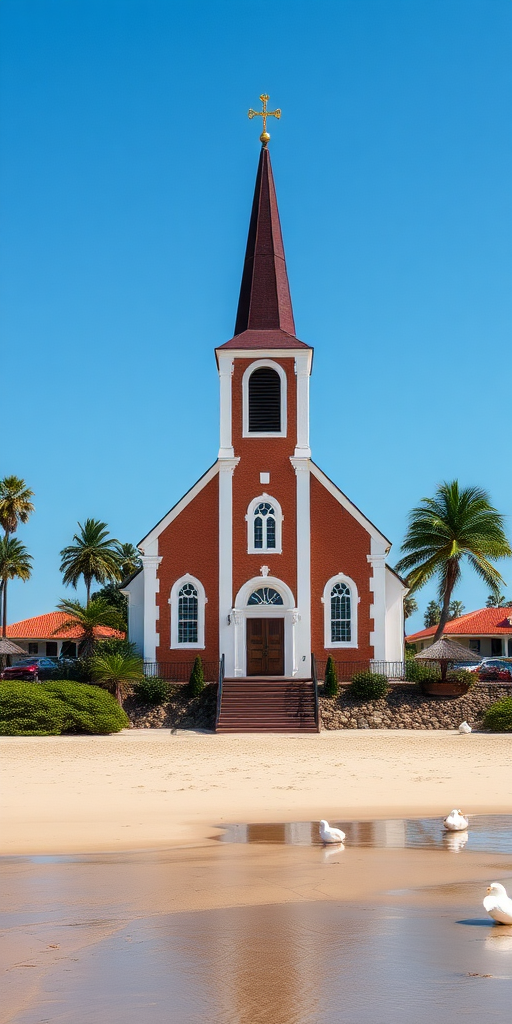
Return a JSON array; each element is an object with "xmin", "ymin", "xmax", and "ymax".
[
  {"xmin": 187, "ymin": 656, "xmax": 204, "ymax": 697},
  {"xmin": 448, "ymin": 600, "xmax": 465, "ymax": 620},
  {"xmin": 91, "ymin": 651, "xmax": 144, "ymax": 706},
  {"xmin": 324, "ymin": 656, "xmax": 338, "ymax": 698}
]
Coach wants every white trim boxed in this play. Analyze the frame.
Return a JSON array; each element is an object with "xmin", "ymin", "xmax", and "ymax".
[
  {"xmin": 294, "ymin": 352, "xmax": 311, "ymax": 458},
  {"xmin": 322, "ymin": 573, "xmax": 359, "ymax": 649},
  {"xmin": 246, "ymin": 493, "xmax": 283, "ymax": 554},
  {"xmin": 169, "ymin": 574, "xmax": 207, "ymax": 650},
  {"xmin": 231, "ymin": 575, "xmax": 298, "ymax": 677},
  {"xmin": 242, "ymin": 359, "xmax": 287, "ymax": 438},
  {"xmin": 217, "ymin": 352, "xmax": 234, "ymax": 459},
  {"xmin": 310, "ymin": 463, "xmax": 390, "ymax": 547},
  {"xmin": 141, "ymin": 554, "xmax": 162, "ymax": 662},
  {"xmin": 139, "ymin": 463, "xmax": 219, "ymax": 551},
  {"xmin": 219, "ymin": 457, "xmax": 239, "ymax": 675},
  {"xmin": 368, "ymin": 538, "xmax": 387, "ymax": 660},
  {"xmin": 290, "ymin": 456, "xmax": 311, "ymax": 672},
  {"xmin": 216, "ymin": 347, "xmax": 313, "ymax": 363}
]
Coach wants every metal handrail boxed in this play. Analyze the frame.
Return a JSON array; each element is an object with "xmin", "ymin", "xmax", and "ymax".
[
  {"xmin": 311, "ymin": 652, "xmax": 319, "ymax": 731},
  {"xmin": 215, "ymin": 654, "xmax": 225, "ymax": 728}
]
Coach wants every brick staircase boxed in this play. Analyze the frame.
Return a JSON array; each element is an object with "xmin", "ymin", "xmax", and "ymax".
[{"xmin": 216, "ymin": 677, "xmax": 319, "ymax": 733}]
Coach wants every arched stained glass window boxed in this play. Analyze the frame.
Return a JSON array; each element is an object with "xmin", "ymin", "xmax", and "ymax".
[
  {"xmin": 253, "ymin": 502, "xmax": 276, "ymax": 550},
  {"xmin": 178, "ymin": 582, "xmax": 198, "ymax": 643},
  {"xmin": 248, "ymin": 587, "xmax": 283, "ymax": 606},
  {"xmin": 331, "ymin": 582, "xmax": 351, "ymax": 643}
]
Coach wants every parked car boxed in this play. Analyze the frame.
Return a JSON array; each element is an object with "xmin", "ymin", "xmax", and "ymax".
[
  {"xmin": 1, "ymin": 657, "xmax": 58, "ymax": 681},
  {"xmin": 477, "ymin": 659, "xmax": 512, "ymax": 682}
]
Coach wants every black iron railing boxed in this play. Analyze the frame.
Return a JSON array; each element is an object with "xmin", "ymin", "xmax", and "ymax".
[
  {"xmin": 215, "ymin": 654, "xmax": 225, "ymax": 729},
  {"xmin": 315, "ymin": 660, "xmax": 407, "ymax": 682},
  {"xmin": 311, "ymin": 653, "xmax": 319, "ymax": 730},
  {"xmin": 143, "ymin": 661, "xmax": 219, "ymax": 682}
]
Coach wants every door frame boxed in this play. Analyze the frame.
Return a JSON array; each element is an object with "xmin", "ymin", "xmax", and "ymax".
[{"xmin": 230, "ymin": 576, "xmax": 300, "ymax": 677}]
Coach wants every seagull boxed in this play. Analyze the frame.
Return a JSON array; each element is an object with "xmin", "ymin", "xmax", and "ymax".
[
  {"xmin": 458, "ymin": 721, "xmax": 472, "ymax": 734},
  {"xmin": 319, "ymin": 819, "xmax": 346, "ymax": 844},
  {"xmin": 443, "ymin": 809, "xmax": 469, "ymax": 831},
  {"xmin": 483, "ymin": 883, "xmax": 512, "ymax": 925}
]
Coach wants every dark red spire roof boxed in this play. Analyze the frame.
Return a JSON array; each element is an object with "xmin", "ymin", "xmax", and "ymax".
[{"xmin": 217, "ymin": 146, "xmax": 309, "ymax": 351}]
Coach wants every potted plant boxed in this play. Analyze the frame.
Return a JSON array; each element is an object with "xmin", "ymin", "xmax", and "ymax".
[{"xmin": 414, "ymin": 638, "xmax": 480, "ymax": 696}]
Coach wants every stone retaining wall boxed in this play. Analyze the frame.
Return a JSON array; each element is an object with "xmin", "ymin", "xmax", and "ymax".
[{"xmin": 319, "ymin": 683, "xmax": 511, "ymax": 730}]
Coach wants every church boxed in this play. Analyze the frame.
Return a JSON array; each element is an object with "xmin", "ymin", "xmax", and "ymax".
[{"xmin": 123, "ymin": 115, "xmax": 406, "ymax": 706}]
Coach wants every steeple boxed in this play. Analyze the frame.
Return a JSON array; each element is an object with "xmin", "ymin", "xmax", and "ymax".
[{"xmin": 218, "ymin": 146, "xmax": 309, "ymax": 351}]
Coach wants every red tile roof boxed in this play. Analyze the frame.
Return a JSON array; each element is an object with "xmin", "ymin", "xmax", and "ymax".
[
  {"xmin": 6, "ymin": 611, "xmax": 125, "ymax": 640},
  {"xmin": 406, "ymin": 606, "xmax": 512, "ymax": 643}
]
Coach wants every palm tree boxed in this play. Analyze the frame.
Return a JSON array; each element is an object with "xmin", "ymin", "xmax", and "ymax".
[
  {"xmin": 60, "ymin": 519, "xmax": 122, "ymax": 606},
  {"xmin": 403, "ymin": 595, "xmax": 418, "ymax": 619},
  {"xmin": 0, "ymin": 538, "xmax": 32, "ymax": 636},
  {"xmin": 486, "ymin": 594, "xmax": 512, "ymax": 608},
  {"xmin": 395, "ymin": 481, "xmax": 511, "ymax": 642},
  {"xmin": 56, "ymin": 598, "xmax": 125, "ymax": 658},
  {"xmin": 114, "ymin": 542, "xmax": 142, "ymax": 578},
  {"xmin": 91, "ymin": 651, "xmax": 144, "ymax": 705},
  {"xmin": 448, "ymin": 600, "xmax": 465, "ymax": 620},
  {"xmin": 0, "ymin": 476, "xmax": 35, "ymax": 537}
]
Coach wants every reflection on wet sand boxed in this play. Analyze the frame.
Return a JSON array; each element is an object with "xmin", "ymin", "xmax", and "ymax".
[{"xmin": 218, "ymin": 814, "xmax": 512, "ymax": 854}]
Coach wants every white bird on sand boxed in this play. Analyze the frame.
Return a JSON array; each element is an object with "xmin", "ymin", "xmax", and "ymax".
[
  {"xmin": 483, "ymin": 883, "xmax": 512, "ymax": 925},
  {"xmin": 458, "ymin": 721, "xmax": 472, "ymax": 734},
  {"xmin": 443, "ymin": 809, "xmax": 469, "ymax": 831},
  {"xmin": 319, "ymin": 820, "xmax": 346, "ymax": 844}
]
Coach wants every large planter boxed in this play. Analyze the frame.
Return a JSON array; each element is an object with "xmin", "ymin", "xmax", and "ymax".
[{"xmin": 420, "ymin": 680, "xmax": 472, "ymax": 697}]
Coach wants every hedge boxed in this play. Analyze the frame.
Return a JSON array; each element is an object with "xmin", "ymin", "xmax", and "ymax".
[{"xmin": 0, "ymin": 680, "xmax": 128, "ymax": 736}]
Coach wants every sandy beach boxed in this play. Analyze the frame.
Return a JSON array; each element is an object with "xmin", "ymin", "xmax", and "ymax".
[{"xmin": 1, "ymin": 728, "xmax": 512, "ymax": 855}]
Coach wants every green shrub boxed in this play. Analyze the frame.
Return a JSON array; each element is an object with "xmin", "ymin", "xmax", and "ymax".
[
  {"xmin": 349, "ymin": 670, "xmax": 389, "ymax": 700},
  {"xmin": 324, "ymin": 656, "xmax": 338, "ymax": 698},
  {"xmin": 133, "ymin": 676, "xmax": 170, "ymax": 705},
  {"xmin": 0, "ymin": 680, "xmax": 128, "ymax": 735},
  {"xmin": 483, "ymin": 697, "xmax": 512, "ymax": 732},
  {"xmin": 0, "ymin": 682, "xmax": 66, "ymax": 735},
  {"xmin": 404, "ymin": 659, "xmax": 441, "ymax": 683},
  {"xmin": 446, "ymin": 669, "xmax": 475, "ymax": 686},
  {"xmin": 41, "ymin": 681, "xmax": 129, "ymax": 733},
  {"xmin": 187, "ymin": 656, "xmax": 205, "ymax": 697}
]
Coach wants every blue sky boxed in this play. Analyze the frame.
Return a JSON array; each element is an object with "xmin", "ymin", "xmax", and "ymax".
[{"xmin": 1, "ymin": 0, "xmax": 511, "ymax": 634}]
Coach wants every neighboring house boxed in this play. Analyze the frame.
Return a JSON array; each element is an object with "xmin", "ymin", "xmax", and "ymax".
[
  {"xmin": 5, "ymin": 612, "xmax": 124, "ymax": 658},
  {"xmin": 406, "ymin": 607, "xmax": 512, "ymax": 658},
  {"xmin": 121, "ymin": 143, "xmax": 407, "ymax": 677}
]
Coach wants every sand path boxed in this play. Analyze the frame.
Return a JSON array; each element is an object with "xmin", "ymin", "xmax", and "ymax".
[{"xmin": 1, "ymin": 729, "xmax": 511, "ymax": 855}]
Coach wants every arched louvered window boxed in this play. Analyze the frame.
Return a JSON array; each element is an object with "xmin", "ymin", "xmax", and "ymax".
[
  {"xmin": 322, "ymin": 574, "xmax": 358, "ymax": 649},
  {"xmin": 248, "ymin": 367, "xmax": 281, "ymax": 432},
  {"xmin": 253, "ymin": 502, "xmax": 276, "ymax": 550},
  {"xmin": 169, "ymin": 575, "xmax": 207, "ymax": 649}
]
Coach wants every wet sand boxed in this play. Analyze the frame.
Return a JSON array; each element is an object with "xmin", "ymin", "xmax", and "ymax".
[
  {"xmin": 1, "ymin": 729, "xmax": 512, "ymax": 855},
  {"xmin": 2, "ymin": 841, "xmax": 512, "ymax": 1023}
]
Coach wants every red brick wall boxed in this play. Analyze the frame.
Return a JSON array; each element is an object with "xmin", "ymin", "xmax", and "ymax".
[
  {"xmin": 155, "ymin": 474, "xmax": 219, "ymax": 667},
  {"xmin": 231, "ymin": 357, "xmax": 298, "ymax": 602},
  {"xmin": 310, "ymin": 474, "xmax": 373, "ymax": 662}
]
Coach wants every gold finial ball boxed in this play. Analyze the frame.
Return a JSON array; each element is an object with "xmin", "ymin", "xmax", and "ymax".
[{"xmin": 260, "ymin": 130, "xmax": 271, "ymax": 146}]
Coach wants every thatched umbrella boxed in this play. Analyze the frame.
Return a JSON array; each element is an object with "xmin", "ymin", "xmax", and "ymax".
[
  {"xmin": 0, "ymin": 638, "xmax": 25, "ymax": 669},
  {"xmin": 415, "ymin": 637, "xmax": 481, "ymax": 680}
]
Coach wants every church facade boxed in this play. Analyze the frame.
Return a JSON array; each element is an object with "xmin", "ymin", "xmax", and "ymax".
[{"xmin": 123, "ymin": 144, "xmax": 406, "ymax": 679}]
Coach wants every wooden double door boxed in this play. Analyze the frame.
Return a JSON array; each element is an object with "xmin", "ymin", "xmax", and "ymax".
[{"xmin": 246, "ymin": 618, "xmax": 285, "ymax": 676}]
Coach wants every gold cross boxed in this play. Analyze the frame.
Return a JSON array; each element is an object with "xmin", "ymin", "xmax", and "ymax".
[{"xmin": 248, "ymin": 94, "xmax": 281, "ymax": 147}]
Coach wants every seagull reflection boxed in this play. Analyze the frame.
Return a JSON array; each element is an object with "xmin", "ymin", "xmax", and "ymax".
[
  {"xmin": 443, "ymin": 830, "xmax": 469, "ymax": 852},
  {"xmin": 322, "ymin": 843, "xmax": 345, "ymax": 861}
]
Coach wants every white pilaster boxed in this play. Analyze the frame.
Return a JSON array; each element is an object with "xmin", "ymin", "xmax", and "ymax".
[
  {"xmin": 141, "ymin": 554, "xmax": 162, "ymax": 664},
  {"xmin": 218, "ymin": 353, "xmax": 234, "ymax": 458},
  {"xmin": 294, "ymin": 352, "xmax": 312, "ymax": 458},
  {"xmin": 290, "ymin": 456, "xmax": 311, "ymax": 677},
  {"xmin": 219, "ymin": 457, "xmax": 239, "ymax": 674},
  {"xmin": 368, "ymin": 539, "xmax": 387, "ymax": 662}
]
